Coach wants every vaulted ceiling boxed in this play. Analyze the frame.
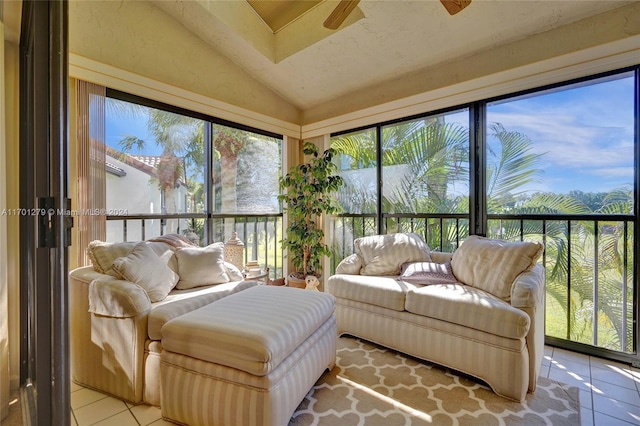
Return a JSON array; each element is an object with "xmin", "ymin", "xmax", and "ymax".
[{"xmin": 151, "ymin": 0, "xmax": 636, "ymax": 114}]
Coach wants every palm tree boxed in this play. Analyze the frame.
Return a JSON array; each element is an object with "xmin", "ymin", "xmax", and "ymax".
[
  {"xmin": 211, "ymin": 125, "xmax": 248, "ymax": 213},
  {"xmin": 118, "ymin": 109, "xmax": 202, "ymax": 221},
  {"xmin": 384, "ymin": 121, "xmax": 468, "ymax": 214},
  {"xmin": 331, "ymin": 119, "xmax": 469, "ymax": 252},
  {"xmin": 486, "ymin": 123, "xmax": 546, "ymax": 213},
  {"xmin": 489, "ymin": 174, "xmax": 634, "ymax": 350}
]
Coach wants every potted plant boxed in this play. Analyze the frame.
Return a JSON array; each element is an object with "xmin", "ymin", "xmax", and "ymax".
[{"xmin": 279, "ymin": 141, "xmax": 343, "ymax": 288}]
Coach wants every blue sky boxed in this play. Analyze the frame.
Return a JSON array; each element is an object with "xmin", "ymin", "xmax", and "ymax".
[
  {"xmin": 486, "ymin": 72, "xmax": 635, "ymax": 195},
  {"xmin": 105, "ymin": 104, "xmax": 162, "ymax": 156}
]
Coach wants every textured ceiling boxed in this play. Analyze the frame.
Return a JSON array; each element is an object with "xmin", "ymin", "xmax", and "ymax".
[
  {"xmin": 247, "ymin": 0, "xmax": 322, "ymax": 33},
  {"xmin": 152, "ymin": 0, "xmax": 634, "ymax": 112}
]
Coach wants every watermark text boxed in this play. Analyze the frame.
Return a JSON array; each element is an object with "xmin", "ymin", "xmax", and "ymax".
[{"xmin": 1, "ymin": 208, "xmax": 129, "ymax": 216}]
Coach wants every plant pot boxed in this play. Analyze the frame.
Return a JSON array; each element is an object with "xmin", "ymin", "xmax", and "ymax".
[{"xmin": 287, "ymin": 273, "xmax": 307, "ymax": 289}]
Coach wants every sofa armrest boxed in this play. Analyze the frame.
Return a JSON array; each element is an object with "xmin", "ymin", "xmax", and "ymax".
[
  {"xmin": 511, "ymin": 264, "xmax": 545, "ymax": 309},
  {"xmin": 88, "ymin": 278, "xmax": 152, "ymax": 318},
  {"xmin": 335, "ymin": 253, "xmax": 363, "ymax": 275},
  {"xmin": 70, "ymin": 265, "xmax": 152, "ymax": 317},
  {"xmin": 69, "ymin": 265, "xmax": 112, "ymax": 284}
]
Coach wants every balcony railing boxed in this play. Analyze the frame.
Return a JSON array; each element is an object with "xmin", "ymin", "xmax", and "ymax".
[{"xmin": 106, "ymin": 213, "xmax": 283, "ymax": 279}]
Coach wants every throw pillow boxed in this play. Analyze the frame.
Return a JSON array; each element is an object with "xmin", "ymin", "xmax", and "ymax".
[
  {"xmin": 224, "ymin": 261, "xmax": 244, "ymax": 282},
  {"xmin": 175, "ymin": 242, "xmax": 230, "ymax": 289},
  {"xmin": 87, "ymin": 240, "xmax": 137, "ymax": 276},
  {"xmin": 450, "ymin": 235, "xmax": 544, "ymax": 301},
  {"xmin": 398, "ymin": 261, "xmax": 458, "ymax": 285},
  {"xmin": 111, "ymin": 242, "xmax": 179, "ymax": 302},
  {"xmin": 335, "ymin": 253, "xmax": 363, "ymax": 275},
  {"xmin": 355, "ymin": 232, "xmax": 432, "ymax": 276}
]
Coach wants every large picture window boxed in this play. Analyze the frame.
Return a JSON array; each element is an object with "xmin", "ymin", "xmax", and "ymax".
[
  {"xmin": 105, "ymin": 97, "xmax": 206, "ymax": 241},
  {"xmin": 104, "ymin": 91, "xmax": 283, "ymax": 275},
  {"xmin": 487, "ymin": 72, "xmax": 636, "ymax": 353}
]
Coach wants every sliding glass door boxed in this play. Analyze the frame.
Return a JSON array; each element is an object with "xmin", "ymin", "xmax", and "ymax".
[{"xmin": 19, "ymin": 0, "xmax": 70, "ymax": 424}]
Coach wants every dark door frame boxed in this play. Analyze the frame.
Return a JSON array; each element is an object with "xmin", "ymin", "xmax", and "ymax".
[{"xmin": 19, "ymin": 1, "xmax": 70, "ymax": 424}]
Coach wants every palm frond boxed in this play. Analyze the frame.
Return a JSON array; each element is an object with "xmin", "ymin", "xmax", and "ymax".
[{"xmin": 487, "ymin": 123, "xmax": 546, "ymax": 200}]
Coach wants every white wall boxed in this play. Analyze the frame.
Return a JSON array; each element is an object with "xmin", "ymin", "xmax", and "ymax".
[
  {"xmin": 2, "ymin": 10, "xmax": 20, "ymax": 414},
  {"xmin": 0, "ymin": 19, "xmax": 9, "ymax": 421},
  {"xmin": 1, "ymin": 2, "xmax": 21, "ymax": 413}
]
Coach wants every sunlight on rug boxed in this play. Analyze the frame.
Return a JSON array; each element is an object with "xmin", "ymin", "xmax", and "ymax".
[{"xmin": 290, "ymin": 336, "xmax": 580, "ymax": 426}]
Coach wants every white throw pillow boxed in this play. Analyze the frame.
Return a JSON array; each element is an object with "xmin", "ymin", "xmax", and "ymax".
[
  {"xmin": 355, "ymin": 232, "xmax": 432, "ymax": 276},
  {"xmin": 224, "ymin": 261, "xmax": 244, "ymax": 282},
  {"xmin": 451, "ymin": 235, "xmax": 544, "ymax": 301},
  {"xmin": 87, "ymin": 240, "xmax": 137, "ymax": 276},
  {"xmin": 111, "ymin": 242, "xmax": 179, "ymax": 302},
  {"xmin": 335, "ymin": 253, "xmax": 363, "ymax": 275},
  {"xmin": 175, "ymin": 242, "xmax": 230, "ymax": 289}
]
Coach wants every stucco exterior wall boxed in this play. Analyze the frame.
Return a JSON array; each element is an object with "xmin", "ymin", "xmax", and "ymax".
[{"xmin": 106, "ymin": 155, "xmax": 187, "ymax": 242}]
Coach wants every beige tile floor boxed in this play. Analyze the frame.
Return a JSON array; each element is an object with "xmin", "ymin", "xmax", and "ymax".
[{"xmin": 68, "ymin": 345, "xmax": 640, "ymax": 426}]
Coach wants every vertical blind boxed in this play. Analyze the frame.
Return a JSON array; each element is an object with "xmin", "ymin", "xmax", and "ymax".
[{"xmin": 76, "ymin": 80, "xmax": 106, "ymax": 266}]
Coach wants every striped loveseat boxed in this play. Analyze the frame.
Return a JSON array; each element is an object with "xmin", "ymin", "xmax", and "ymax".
[
  {"xmin": 326, "ymin": 233, "xmax": 545, "ymax": 402},
  {"xmin": 69, "ymin": 236, "xmax": 258, "ymax": 406}
]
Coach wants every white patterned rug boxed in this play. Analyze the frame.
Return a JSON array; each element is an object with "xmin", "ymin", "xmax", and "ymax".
[{"xmin": 290, "ymin": 336, "xmax": 580, "ymax": 426}]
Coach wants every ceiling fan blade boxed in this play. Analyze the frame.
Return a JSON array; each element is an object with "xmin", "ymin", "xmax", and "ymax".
[
  {"xmin": 323, "ymin": 0, "xmax": 361, "ymax": 30},
  {"xmin": 440, "ymin": 0, "xmax": 471, "ymax": 15}
]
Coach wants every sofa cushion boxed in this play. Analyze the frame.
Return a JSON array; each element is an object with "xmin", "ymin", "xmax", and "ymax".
[
  {"xmin": 148, "ymin": 280, "xmax": 258, "ymax": 340},
  {"xmin": 355, "ymin": 233, "xmax": 431, "ymax": 276},
  {"xmin": 405, "ymin": 283, "xmax": 531, "ymax": 339},
  {"xmin": 335, "ymin": 253, "xmax": 363, "ymax": 275},
  {"xmin": 174, "ymin": 242, "xmax": 229, "ymax": 289},
  {"xmin": 451, "ymin": 235, "xmax": 543, "ymax": 301},
  {"xmin": 112, "ymin": 242, "xmax": 179, "ymax": 302},
  {"xmin": 326, "ymin": 274, "xmax": 416, "ymax": 311},
  {"xmin": 399, "ymin": 261, "xmax": 458, "ymax": 285}
]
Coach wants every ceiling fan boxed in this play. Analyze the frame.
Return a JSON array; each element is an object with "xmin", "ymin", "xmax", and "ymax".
[{"xmin": 323, "ymin": 0, "xmax": 472, "ymax": 30}]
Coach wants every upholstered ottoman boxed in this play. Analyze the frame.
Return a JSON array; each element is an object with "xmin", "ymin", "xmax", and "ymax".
[{"xmin": 159, "ymin": 285, "xmax": 337, "ymax": 426}]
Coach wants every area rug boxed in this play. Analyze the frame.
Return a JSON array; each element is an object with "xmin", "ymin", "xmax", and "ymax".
[{"xmin": 290, "ymin": 337, "xmax": 580, "ymax": 425}]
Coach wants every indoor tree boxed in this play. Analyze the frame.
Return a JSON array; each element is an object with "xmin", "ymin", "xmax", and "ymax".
[{"xmin": 279, "ymin": 142, "xmax": 343, "ymax": 285}]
